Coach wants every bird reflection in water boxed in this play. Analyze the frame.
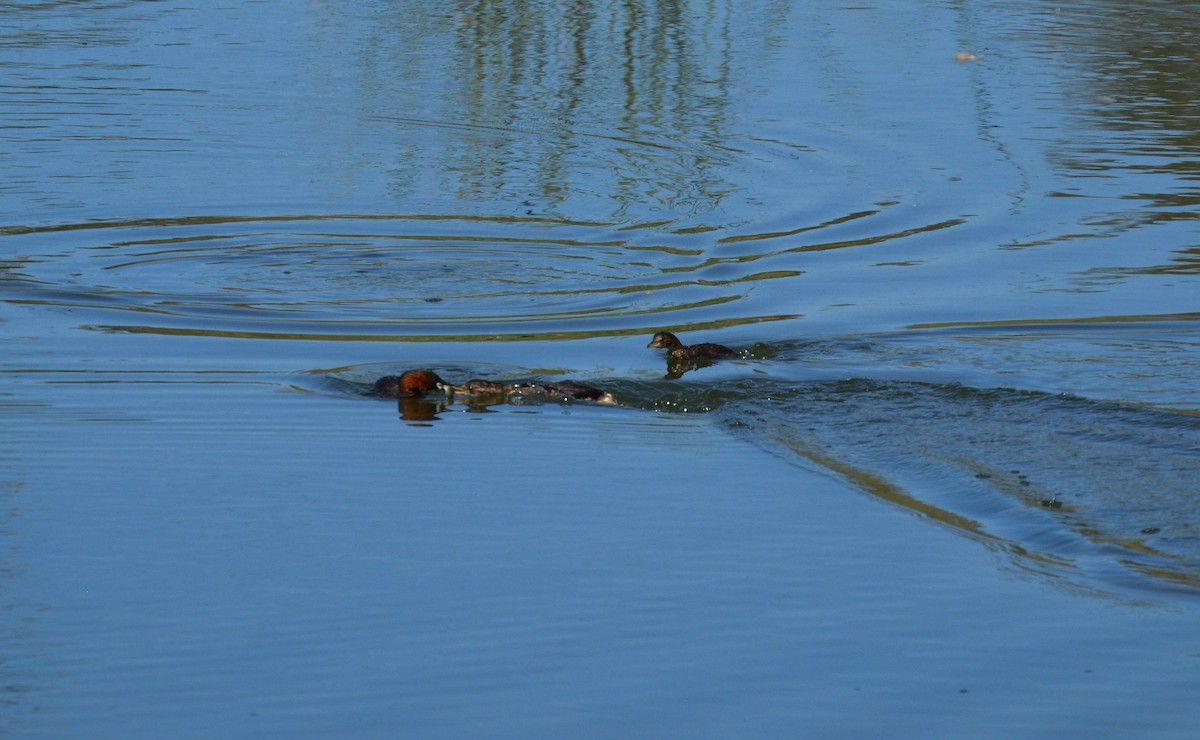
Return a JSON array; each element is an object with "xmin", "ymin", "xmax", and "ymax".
[{"xmin": 647, "ymin": 331, "xmax": 739, "ymax": 379}]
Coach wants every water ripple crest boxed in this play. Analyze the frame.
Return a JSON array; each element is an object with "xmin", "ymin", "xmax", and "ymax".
[{"xmin": 3, "ymin": 212, "xmax": 825, "ymax": 340}]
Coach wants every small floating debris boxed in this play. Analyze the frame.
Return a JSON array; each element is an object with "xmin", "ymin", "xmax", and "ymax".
[
  {"xmin": 954, "ymin": 51, "xmax": 983, "ymax": 63},
  {"xmin": 1141, "ymin": 527, "xmax": 1161, "ymax": 535}
]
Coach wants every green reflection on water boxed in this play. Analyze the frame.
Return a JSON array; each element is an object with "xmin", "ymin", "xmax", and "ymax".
[
  {"xmin": 88, "ymin": 313, "xmax": 801, "ymax": 342},
  {"xmin": 908, "ymin": 311, "xmax": 1200, "ymax": 330}
]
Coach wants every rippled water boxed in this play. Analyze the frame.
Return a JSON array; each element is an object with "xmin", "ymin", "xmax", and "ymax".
[{"xmin": 3, "ymin": 0, "xmax": 1200, "ymax": 735}]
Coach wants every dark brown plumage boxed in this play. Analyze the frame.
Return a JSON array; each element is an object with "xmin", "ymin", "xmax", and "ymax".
[{"xmin": 646, "ymin": 331, "xmax": 737, "ymax": 360}]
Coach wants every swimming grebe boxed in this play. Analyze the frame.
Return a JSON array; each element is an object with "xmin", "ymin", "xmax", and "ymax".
[
  {"xmin": 646, "ymin": 331, "xmax": 737, "ymax": 360},
  {"xmin": 372, "ymin": 368, "xmax": 448, "ymax": 398}
]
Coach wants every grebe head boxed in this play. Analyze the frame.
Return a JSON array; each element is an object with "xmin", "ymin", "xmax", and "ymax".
[
  {"xmin": 647, "ymin": 331, "xmax": 683, "ymax": 349},
  {"xmin": 373, "ymin": 368, "xmax": 447, "ymax": 398}
]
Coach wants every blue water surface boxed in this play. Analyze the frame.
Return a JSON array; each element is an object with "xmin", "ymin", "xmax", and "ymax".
[{"xmin": 3, "ymin": 0, "xmax": 1200, "ymax": 736}]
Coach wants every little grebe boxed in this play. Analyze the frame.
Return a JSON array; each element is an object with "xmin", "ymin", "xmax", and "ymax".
[
  {"xmin": 646, "ymin": 331, "xmax": 736, "ymax": 360},
  {"xmin": 372, "ymin": 368, "xmax": 448, "ymax": 398}
]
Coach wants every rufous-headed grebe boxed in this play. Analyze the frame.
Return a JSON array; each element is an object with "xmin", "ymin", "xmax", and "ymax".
[{"xmin": 372, "ymin": 368, "xmax": 448, "ymax": 398}]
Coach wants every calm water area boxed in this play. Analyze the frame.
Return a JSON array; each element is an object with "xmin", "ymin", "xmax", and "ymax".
[{"xmin": 3, "ymin": 0, "xmax": 1200, "ymax": 736}]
